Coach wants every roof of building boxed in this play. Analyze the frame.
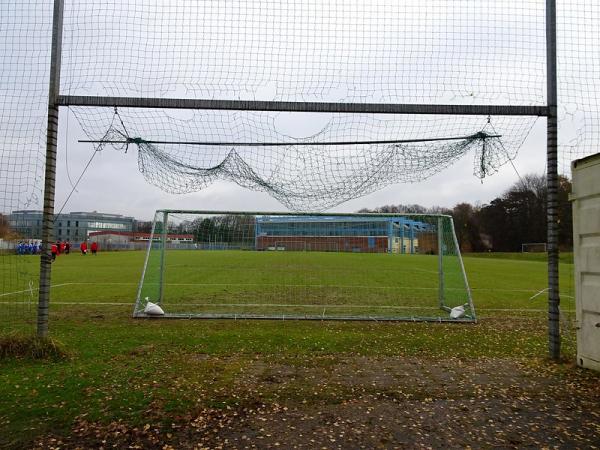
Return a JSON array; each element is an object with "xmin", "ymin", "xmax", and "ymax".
[{"xmin": 11, "ymin": 210, "xmax": 134, "ymax": 220}]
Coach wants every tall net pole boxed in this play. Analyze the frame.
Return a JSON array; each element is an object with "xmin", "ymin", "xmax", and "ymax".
[
  {"xmin": 437, "ymin": 217, "xmax": 444, "ymax": 309},
  {"xmin": 546, "ymin": 0, "xmax": 560, "ymax": 360},
  {"xmin": 158, "ymin": 211, "xmax": 168, "ymax": 304},
  {"xmin": 37, "ymin": 0, "xmax": 64, "ymax": 338}
]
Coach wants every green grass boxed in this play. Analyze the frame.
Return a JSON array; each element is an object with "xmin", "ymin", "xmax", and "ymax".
[
  {"xmin": 139, "ymin": 250, "xmax": 473, "ymax": 317},
  {"xmin": 0, "ymin": 250, "xmax": 578, "ymax": 447},
  {"xmin": 467, "ymin": 251, "xmax": 574, "ymax": 264}
]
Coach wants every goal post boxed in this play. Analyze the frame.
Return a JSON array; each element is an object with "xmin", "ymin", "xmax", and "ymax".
[{"xmin": 134, "ymin": 210, "xmax": 476, "ymax": 322}]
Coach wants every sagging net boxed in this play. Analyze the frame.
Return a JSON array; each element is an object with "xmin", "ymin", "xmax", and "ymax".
[{"xmin": 83, "ymin": 108, "xmax": 535, "ymax": 210}]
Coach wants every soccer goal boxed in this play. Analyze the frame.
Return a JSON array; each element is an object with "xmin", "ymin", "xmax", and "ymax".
[
  {"xmin": 134, "ymin": 210, "xmax": 475, "ymax": 322},
  {"xmin": 273, "ymin": 241, "xmax": 309, "ymax": 252},
  {"xmin": 522, "ymin": 243, "xmax": 548, "ymax": 253}
]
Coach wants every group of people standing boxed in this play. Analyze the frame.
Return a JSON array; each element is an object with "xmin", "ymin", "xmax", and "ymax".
[
  {"xmin": 79, "ymin": 240, "xmax": 99, "ymax": 256},
  {"xmin": 50, "ymin": 240, "xmax": 99, "ymax": 261},
  {"xmin": 16, "ymin": 241, "xmax": 40, "ymax": 255}
]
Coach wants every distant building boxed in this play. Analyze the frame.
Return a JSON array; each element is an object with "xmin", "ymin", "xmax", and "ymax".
[
  {"xmin": 88, "ymin": 231, "xmax": 194, "ymax": 250},
  {"xmin": 255, "ymin": 215, "xmax": 436, "ymax": 254},
  {"xmin": 9, "ymin": 210, "xmax": 135, "ymax": 241}
]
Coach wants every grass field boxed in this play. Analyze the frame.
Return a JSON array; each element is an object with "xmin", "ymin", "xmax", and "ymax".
[
  {"xmin": 137, "ymin": 249, "xmax": 474, "ymax": 319},
  {"xmin": 1, "ymin": 250, "xmax": 598, "ymax": 448}
]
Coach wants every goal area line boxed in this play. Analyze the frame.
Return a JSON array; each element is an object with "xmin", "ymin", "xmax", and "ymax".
[{"xmin": 133, "ymin": 312, "xmax": 477, "ymax": 323}]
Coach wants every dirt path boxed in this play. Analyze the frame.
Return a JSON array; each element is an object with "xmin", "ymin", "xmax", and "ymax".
[{"xmin": 34, "ymin": 357, "xmax": 600, "ymax": 449}]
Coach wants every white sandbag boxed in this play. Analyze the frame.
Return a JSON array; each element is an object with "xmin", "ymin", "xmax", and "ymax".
[
  {"xmin": 144, "ymin": 300, "xmax": 165, "ymax": 316},
  {"xmin": 449, "ymin": 304, "xmax": 466, "ymax": 319}
]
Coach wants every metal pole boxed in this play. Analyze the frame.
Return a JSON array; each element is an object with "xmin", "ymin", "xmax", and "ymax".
[
  {"xmin": 58, "ymin": 95, "xmax": 549, "ymax": 117},
  {"xmin": 400, "ymin": 221, "xmax": 404, "ymax": 254},
  {"xmin": 438, "ymin": 217, "xmax": 445, "ymax": 309},
  {"xmin": 158, "ymin": 211, "xmax": 168, "ymax": 304},
  {"xmin": 134, "ymin": 214, "xmax": 159, "ymax": 316},
  {"xmin": 37, "ymin": 0, "xmax": 64, "ymax": 338},
  {"xmin": 449, "ymin": 217, "xmax": 476, "ymax": 320},
  {"xmin": 546, "ymin": 0, "xmax": 560, "ymax": 360}
]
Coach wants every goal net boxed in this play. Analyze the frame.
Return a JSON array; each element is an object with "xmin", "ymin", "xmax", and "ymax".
[
  {"xmin": 134, "ymin": 211, "xmax": 475, "ymax": 322},
  {"xmin": 522, "ymin": 243, "xmax": 548, "ymax": 253},
  {"xmin": 1, "ymin": 1, "xmax": 599, "ymax": 331}
]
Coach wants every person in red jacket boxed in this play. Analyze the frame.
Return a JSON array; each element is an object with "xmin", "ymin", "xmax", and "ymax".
[
  {"xmin": 91, "ymin": 241, "xmax": 98, "ymax": 255},
  {"xmin": 59, "ymin": 241, "xmax": 66, "ymax": 254},
  {"xmin": 80, "ymin": 241, "xmax": 88, "ymax": 255},
  {"xmin": 51, "ymin": 243, "xmax": 58, "ymax": 261}
]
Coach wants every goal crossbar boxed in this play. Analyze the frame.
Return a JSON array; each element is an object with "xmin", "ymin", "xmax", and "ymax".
[{"xmin": 58, "ymin": 95, "xmax": 549, "ymax": 117}]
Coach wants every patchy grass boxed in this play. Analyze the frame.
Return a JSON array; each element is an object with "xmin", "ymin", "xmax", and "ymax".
[
  {"xmin": 466, "ymin": 251, "xmax": 574, "ymax": 264},
  {"xmin": 0, "ymin": 250, "xmax": 589, "ymax": 448},
  {"xmin": 0, "ymin": 333, "xmax": 68, "ymax": 360}
]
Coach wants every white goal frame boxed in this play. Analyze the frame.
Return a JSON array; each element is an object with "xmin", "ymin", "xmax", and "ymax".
[{"xmin": 134, "ymin": 210, "xmax": 476, "ymax": 323}]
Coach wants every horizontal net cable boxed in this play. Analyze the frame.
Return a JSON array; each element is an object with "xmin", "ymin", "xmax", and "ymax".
[{"xmin": 79, "ymin": 132, "xmax": 502, "ymax": 147}]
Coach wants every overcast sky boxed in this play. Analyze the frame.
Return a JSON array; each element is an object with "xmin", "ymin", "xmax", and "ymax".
[{"xmin": 4, "ymin": 1, "xmax": 595, "ymax": 221}]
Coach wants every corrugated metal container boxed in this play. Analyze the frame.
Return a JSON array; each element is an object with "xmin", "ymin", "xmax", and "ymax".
[{"xmin": 571, "ymin": 153, "xmax": 600, "ymax": 371}]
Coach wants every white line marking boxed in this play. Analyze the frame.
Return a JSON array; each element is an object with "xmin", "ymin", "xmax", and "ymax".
[
  {"xmin": 1, "ymin": 281, "xmax": 574, "ymax": 296},
  {"xmin": 0, "ymin": 283, "xmax": 73, "ymax": 297},
  {"xmin": 0, "ymin": 301, "xmax": 576, "ymax": 313}
]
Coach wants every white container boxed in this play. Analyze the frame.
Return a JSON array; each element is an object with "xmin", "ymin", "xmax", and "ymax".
[{"xmin": 571, "ymin": 153, "xmax": 600, "ymax": 371}]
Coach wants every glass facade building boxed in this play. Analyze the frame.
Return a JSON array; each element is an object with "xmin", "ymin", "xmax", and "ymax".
[{"xmin": 9, "ymin": 210, "xmax": 134, "ymax": 241}]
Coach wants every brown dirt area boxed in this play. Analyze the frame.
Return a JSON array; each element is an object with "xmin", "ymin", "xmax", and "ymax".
[{"xmin": 34, "ymin": 356, "xmax": 600, "ymax": 449}]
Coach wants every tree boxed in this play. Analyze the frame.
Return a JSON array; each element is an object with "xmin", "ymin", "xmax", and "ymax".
[
  {"xmin": 0, "ymin": 213, "xmax": 17, "ymax": 239},
  {"xmin": 194, "ymin": 218, "xmax": 217, "ymax": 242},
  {"xmin": 479, "ymin": 174, "xmax": 572, "ymax": 251},
  {"xmin": 451, "ymin": 203, "xmax": 484, "ymax": 252},
  {"xmin": 359, "ymin": 173, "xmax": 573, "ymax": 253},
  {"xmin": 134, "ymin": 220, "xmax": 153, "ymax": 233},
  {"xmin": 479, "ymin": 177, "xmax": 546, "ymax": 252}
]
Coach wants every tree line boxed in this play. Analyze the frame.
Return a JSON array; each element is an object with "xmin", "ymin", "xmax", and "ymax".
[
  {"xmin": 359, "ymin": 174, "xmax": 573, "ymax": 252},
  {"xmin": 1, "ymin": 174, "xmax": 572, "ymax": 252}
]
